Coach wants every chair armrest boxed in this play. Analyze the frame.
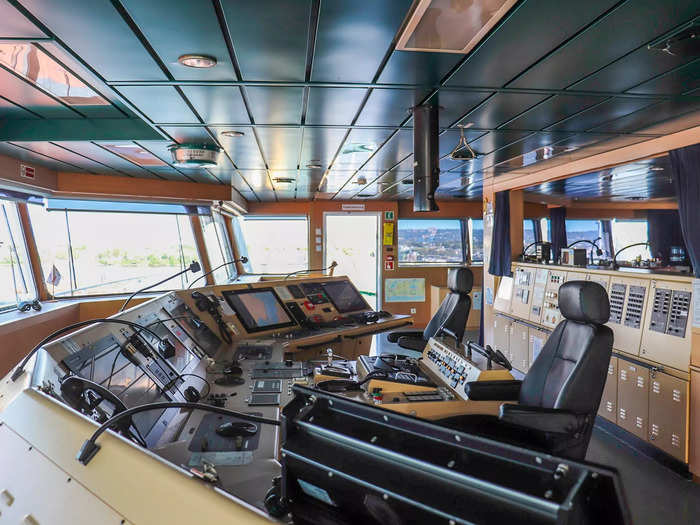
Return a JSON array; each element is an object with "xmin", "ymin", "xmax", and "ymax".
[
  {"xmin": 498, "ymin": 404, "xmax": 591, "ymax": 435},
  {"xmin": 387, "ymin": 330, "xmax": 423, "ymax": 343},
  {"xmin": 464, "ymin": 380, "xmax": 522, "ymax": 401}
]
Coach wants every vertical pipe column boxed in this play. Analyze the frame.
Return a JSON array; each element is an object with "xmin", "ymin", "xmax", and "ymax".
[{"xmin": 413, "ymin": 104, "xmax": 439, "ymax": 212}]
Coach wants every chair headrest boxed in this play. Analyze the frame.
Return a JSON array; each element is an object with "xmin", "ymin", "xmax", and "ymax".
[
  {"xmin": 558, "ymin": 280, "xmax": 609, "ymax": 325},
  {"xmin": 447, "ymin": 267, "xmax": 473, "ymax": 294}
]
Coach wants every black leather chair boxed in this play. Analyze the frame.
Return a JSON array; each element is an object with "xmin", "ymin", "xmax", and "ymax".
[
  {"xmin": 439, "ymin": 280, "xmax": 613, "ymax": 461},
  {"xmin": 386, "ymin": 267, "xmax": 473, "ymax": 352}
]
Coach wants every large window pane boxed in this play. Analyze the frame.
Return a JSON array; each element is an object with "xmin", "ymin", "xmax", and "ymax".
[
  {"xmin": 29, "ymin": 203, "xmax": 199, "ymax": 296},
  {"xmin": 523, "ymin": 219, "xmax": 536, "ymax": 250},
  {"xmin": 0, "ymin": 201, "xmax": 36, "ymax": 309},
  {"xmin": 612, "ymin": 219, "xmax": 650, "ymax": 261},
  {"xmin": 398, "ymin": 219, "xmax": 466, "ymax": 265},
  {"xmin": 565, "ymin": 220, "xmax": 602, "ymax": 260},
  {"xmin": 201, "ymin": 213, "xmax": 235, "ymax": 284},
  {"xmin": 240, "ymin": 216, "xmax": 309, "ymax": 274},
  {"xmin": 469, "ymin": 218, "xmax": 483, "ymax": 263}
]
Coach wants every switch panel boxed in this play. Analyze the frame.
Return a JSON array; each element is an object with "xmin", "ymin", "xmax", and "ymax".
[
  {"xmin": 667, "ymin": 291, "xmax": 691, "ymax": 338},
  {"xmin": 649, "ymin": 288, "xmax": 672, "ymax": 333},
  {"xmin": 624, "ymin": 286, "xmax": 646, "ymax": 329},
  {"xmin": 608, "ymin": 283, "xmax": 626, "ymax": 324}
]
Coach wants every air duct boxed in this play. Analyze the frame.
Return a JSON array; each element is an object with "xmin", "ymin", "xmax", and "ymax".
[{"xmin": 413, "ymin": 104, "xmax": 439, "ymax": 212}]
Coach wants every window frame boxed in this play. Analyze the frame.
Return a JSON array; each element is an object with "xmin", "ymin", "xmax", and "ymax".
[
  {"xmin": 27, "ymin": 200, "xmax": 203, "ymax": 299},
  {"xmin": 397, "ymin": 218, "xmax": 468, "ymax": 267},
  {"xmin": 0, "ymin": 199, "xmax": 37, "ymax": 311},
  {"xmin": 200, "ymin": 212, "xmax": 236, "ymax": 284}
]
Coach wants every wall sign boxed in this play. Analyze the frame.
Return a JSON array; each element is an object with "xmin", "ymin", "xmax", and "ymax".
[
  {"xmin": 385, "ymin": 278, "xmax": 425, "ymax": 303},
  {"xmin": 384, "ymin": 260, "xmax": 395, "ymax": 271},
  {"xmin": 20, "ymin": 164, "xmax": 35, "ymax": 179},
  {"xmin": 384, "ymin": 211, "xmax": 394, "ymax": 221},
  {"xmin": 382, "ymin": 222, "xmax": 394, "ymax": 246},
  {"xmin": 341, "ymin": 203, "xmax": 365, "ymax": 211}
]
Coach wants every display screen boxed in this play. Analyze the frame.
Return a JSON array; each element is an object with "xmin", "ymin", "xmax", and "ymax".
[
  {"xmin": 222, "ymin": 288, "xmax": 297, "ymax": 333},
  {"xmin": 321, "ymin": 280, "xmax": 370, "ymax": 313}
]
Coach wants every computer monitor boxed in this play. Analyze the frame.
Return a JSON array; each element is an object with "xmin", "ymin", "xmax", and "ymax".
[
  {"xmin": 321, "ymin": 280, "xmax": 370, "ymax": 314},
  {"xmin": 222, "ymin": 288, "xmax": 297, "ymax": 333}
]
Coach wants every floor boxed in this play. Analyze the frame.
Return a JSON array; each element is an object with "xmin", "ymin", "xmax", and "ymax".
[{"xmin": 372, "ymin": 330, "xmax": 700, "ymax": 524}]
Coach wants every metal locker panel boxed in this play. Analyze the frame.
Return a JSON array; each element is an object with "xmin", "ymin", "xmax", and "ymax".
[
  {"xmin": 509, "ymin": 322, "xmax": 529, "ymax": 373},
  {"xmin": 529, "ymin": 328, "xmax": 548, "ymax": 368},
  {"xmin": 598, "ymin": 356, "xmax": 618, "ymax": 422},
  {"xmin": 617, "ymin": 359, "xmax": 649, "ymax": 440},
  {"xmin": 648, "ymin": 371, "xmax": 688, "ymax": 462},
  {"xmin": 493, "ymin": 315, "xmax": 511, "ymax": 357}
]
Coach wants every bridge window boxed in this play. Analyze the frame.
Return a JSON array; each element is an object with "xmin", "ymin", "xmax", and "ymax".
[
  {"xmin": 611, "ymin": 219, "xmax": 650, "ymax": 261},
  {"xmin": 28, "ymin": 200, "xmax": 200, "ymax": 296},
  {"xmin": 398, "ymin": 219, "xmax": 467, "ymax": 265},
  {"xmin": 0, "ymin": 199, "xmax": 36, "ymax": 310},
  {"xmin": 239, "ymin": 216, "xmax": 309, "ymax": 274},
  {"xmin": 468, "ymin": 218, "xmax": 483, "ymax": 263},
  {"xmin": 200, "ymin": 213, "xmax": 236, "ymax": 284}
]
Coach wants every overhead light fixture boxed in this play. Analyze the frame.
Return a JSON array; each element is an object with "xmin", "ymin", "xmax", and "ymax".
[
  {"xmin": 449, "ymin": 124, "xmax": 479, "ymax": 161},
  {"xmin": 401, "ymin": 179, "xmax": 414, "ymax": 185},
  {"xmin": 397, "ymin": 0, "xmax": 518, "ymax": 54},
  {"xmin": 221, "ymin": 130, "xmax": 245, "ymax": 138},
  {"xmin": 178, "ymin": 54, "xmax": 217, "ymax": 68},
  {"xmin": 650, "ymin": 166, "xmax": 665, "ymax": 171},
  {"xmin": 627, "ymin": 196, "xmax": 645, "ymax": 201},
  {"xmin": 168, "ymin": 143, "xmax": 221, "ymax": 167},
  {"xmin": 306, "ymin": 161, "xmax": 323, "ymax": 169},
  {"xmin": 273, "ymin": 177, "xmax": 295, "ymax": 184}
]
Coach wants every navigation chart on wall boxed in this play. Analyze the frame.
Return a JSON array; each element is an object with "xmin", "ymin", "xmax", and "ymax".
[{"xmin": 385, "ymin": 278, "xmax": 426, "ymax": 303}]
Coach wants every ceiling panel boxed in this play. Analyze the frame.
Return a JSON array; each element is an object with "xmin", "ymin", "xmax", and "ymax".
[
  {"xmin": 0, "ymin": 140, "xmax": 87, "ymax": 171},
  {"xmin": 0, "ymin": 67, "xmax": 81, "ymax": 118},
  {"xmin": 355, "ymin": 88, "xmax": 416, "ymax": 127},
  {"xmin": 120, "ymin": 0, "xmax": 236, "ymax": 81},
  {"xmin": 142, "ymin": 165, "xmax": 192, "ymax": 181},
  {"xmin": 626, "ymin": 59, "xmax": 700, "ymax": 95},
  {"xmin": 305, "ymin": 88, "xmax": 366, "ymax": 126},
  {"xmin": 379, "ymin": 50, "xmax": 462, "ymax": 86},
  {"xmin": 238, "ymin": 169, "xmax": 274, "ymax": 192},
  {"xmin": 312, "ymin": 0, "xmax": 410, "ymax": 82},
  {"xmin": 245, "ymin": 87, "xmax": 303, "ymax": 125},
  {"xmin": 255, "ymin": 127, "xmax": 302, "ymax": 169},
  {"xmin": 332, "ymin": 128, "xmax": 394, "ymax": 170},
  {"xmin": 544, "ymin": 97, "xmax": 655, "ymax": 132},
  {"xmin": 509, "ymin": 0, "xmax": 700, "ymax": 89},
  {"xmin": 118, "ymin": 86, "xmax": 198, "ymax": 124},
  {"xmin": 0, "ymin": 0, "xmax": 45, "ymax": 37},
  {"xmin": 467, "ymin": 130, "xmax": 532, "ymax": 155},
  {"xmin": 501, "ymin": 94, "xmax": 607, "ymax": 131},
  {"xmin": 20, "ymin": 0, "xmax": 166, "ymax": 81},
  {"xmin": 570, "ymin": 46, "xmax": 696, "ymax": 93},
  {"xmin": 428, "ymin": 89, "xmax": 493, "ymax": 128},
  {"xmin": 10, "ymin": 141, "xmax": 121, "ymax": 173},
  {"xmin": 210, "ymin": 128, "xmax": 265, "ymax": 169},
  {"xmin": 456, "ymin": 92, "xmax": 549, "ymax": 129},
  {"xmin": 221, "ymin": 0, "xmax": 310, "ymax": 81},
  {"xmin": 362, "ymin": 128, "xmax": 412, "ymax": 171},
  {"xmin": 159, "ymin": 126, "xmax": 213, "ymax": 144},
  {"xmin": 446, "ymin": 0, "xmax": 619, "ymax": 87},
  {"xmin": 299, "ymin": 128, "xmax": 347, "ymax": 168},
  {"xmin": 0, "ymin": 96, "xmax": 40, "ymax": 119},
  {"xmin": 180, "ymin": 86, "xmax": 248, "ymax": 124},
  {"xmin": 56, "ymin": 141, "xmax": 154, "ymax": 176},
  {"xmin": 485, "ymin": 131, "xmax": 574, "ymax": 169},
  {"xmin": 590, "ymin": 97, "xmax": 700, "ymax": 134}
]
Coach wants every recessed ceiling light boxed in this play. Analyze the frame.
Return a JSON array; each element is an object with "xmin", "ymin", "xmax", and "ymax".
[
  {"xmin": 306, "ymin": 162, "xmax": 323, "ymax": 169},
  {"xmin": 221, "ymin": 130, "xmax": 245, "ymax": 138},
  {"xmin": 650, "ymin": 166, "xmax": 664, "ymax": 171},
  {"xmin": 178, "ymin": 54, "xmax": 217, "ymax": 68},
  {"xmin": 274, "ymin": 177, "xmax": 295, "ymax": 184}
]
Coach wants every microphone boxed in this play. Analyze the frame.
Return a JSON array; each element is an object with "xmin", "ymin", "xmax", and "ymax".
[
  {"xmin": 119, "ymin": 261, "xmax": 201, "ymax": 312},
  {"xmin": 187, "ymin": 257, "xmax": 248, "ymax": 289}
]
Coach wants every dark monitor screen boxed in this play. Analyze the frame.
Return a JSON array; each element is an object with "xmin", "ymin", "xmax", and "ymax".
[
  {"xmin": 321, "ymin": 280, "xmax": 370, "ymax": 314},
  {"xmin": 222, "ymin": 288, "xmax": 297, "ymax": 333}
]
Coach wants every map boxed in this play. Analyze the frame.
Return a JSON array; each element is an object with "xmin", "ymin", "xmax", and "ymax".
[{"xmin": 385, "ymin": 278, "xmax": 425, "ymax": 303}]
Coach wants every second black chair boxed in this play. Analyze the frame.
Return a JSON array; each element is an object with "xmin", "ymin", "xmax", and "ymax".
[{"xmin": 387, "ymin": 267, "xmax": 473, "ymax": 352}]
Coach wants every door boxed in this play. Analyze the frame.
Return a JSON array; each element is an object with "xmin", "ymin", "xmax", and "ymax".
[{"xmin": 324, "ymin": 213, "xmax": 380, "ymax": 309}]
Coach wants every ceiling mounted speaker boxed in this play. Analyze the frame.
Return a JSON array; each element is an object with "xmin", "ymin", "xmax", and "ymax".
[
  {"xmin": 413, "ymin": 104, "xmax": 439, "ymax": 212},
  {"xmin": 648, "ymin": 21, "xmax": 699, "ymax": 58},
  {"xmin": 168, "ymin": 143, "xmax": 221, "ymax": 167}
]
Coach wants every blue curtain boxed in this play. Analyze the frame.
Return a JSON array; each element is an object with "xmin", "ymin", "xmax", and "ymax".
[
  {"xmin": 488, "ymin": 190, "xmax": 512, "ymax": 277},
  {"xmin": 550, "ymin": 207, "xmax": 567, "ymax": 262},
  {"xmin": 647, "ymin": 210, "xmax": 685, "ymax": 264},
  {"xmin": 669, "ymin": 144, "xmax": 700, "ymax": 276}
]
